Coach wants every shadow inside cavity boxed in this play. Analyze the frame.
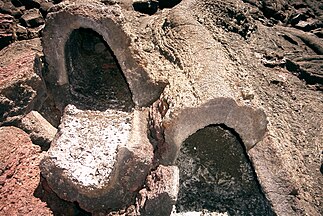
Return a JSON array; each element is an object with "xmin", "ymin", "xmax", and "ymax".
[
  {"xmin": 65, "ymin": 28, "xmax": 134, "ymax": 112},
  {"xmin": 34, "ymin": 176, "xmax": 91, "ymax": 216},
  {"xmin": 175, "ymin": 124, "xmax": 275, "ymax": 215}
]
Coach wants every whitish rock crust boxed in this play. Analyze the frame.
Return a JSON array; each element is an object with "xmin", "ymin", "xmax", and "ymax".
[
  {"xmin": 41, "ymin": 106, "xmax": 154, "ymax": 212},
  {"xmin": 48, "ymin": 104, "xmax": 133, "ymax": 188}
]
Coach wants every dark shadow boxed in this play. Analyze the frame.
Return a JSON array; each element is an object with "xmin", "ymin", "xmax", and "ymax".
[
  {"xmin": 133, "ymin": 1, "xmax": 159, "ymax": 15},
  {"xmin": 65, "ymin": 28, "xmax": 135, "ymax": 112},
  {"xmin": 133, "ymin": 0, "xmax": 182, "ymax": 15},
  {"xmin": 34, "ymin": 176, "xmax": 92, "ymax": 216},
  {"xmin": 175, "ymin": 124, "xmax": 275, "ymax": 215},
  {"xmin": 159, "ymin": 0, "xmax": 182, "ymax": 9}
]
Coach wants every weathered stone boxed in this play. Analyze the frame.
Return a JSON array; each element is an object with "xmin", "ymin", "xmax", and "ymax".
[
  {"xmin": 0, "ymin": 1, "xmax": 22, "ymax": 17},
  {"xmin": 138, "ymin": 165, "xmax": 179, "ymax": 216},
  {"xmin": 41, "ymin": 1, "xmax": 166, "ymax": 110},
  {"xmin": 0, "ymin": 38, "xmax": 46, "ymax": 125},
  {"xmin": 64, "ymin": 28, "xmax": 135, "ymax": 111},
  {"xmin": 161, "ymin": 98, "xmax": 268, "ymax": 164},
  {"xmin": 0, "ymin": 126, "xmax": 52, "ymax": 215},
  {"xmin": 35, "ymin": 1, "xmax": 322, "ymax": 215},
  {"xmin": 19, "ymin": 110, "xmax": 57, "ymax": 150},
  {"xmin": 0, "ymin": 13, "xmax": 14, "ymax": 49},
  {"xmin": 15, "ymin": 24, "xmax": 28, "ymax": 40},
  {"xmin": 27, "ymin": 24, "xmax": 44, "ymax": 38},
  {"xmin": 41, "ymin": 105, "xmax": 154, "ymax": 212},
  {"xmin": 175, "ymin": 125, "xmax": 274, "ymax": 215},
  {"xmin": 20, "ymin": 8, "xmax": 44, "ymax": 28},
  {"xmin": 171, "ymin": 211, "xmax": 229, "ymax": 216},
  {"xmin": 285, "ymin": 57, "xmax": 323, "ymax": 89},
  {"xmin": 34, "ymin": 176, "xmax": 91, "ymax": 216},
  {"xmin": 39, "ymin": 2, "xmax": 54, "ymax": 17}
]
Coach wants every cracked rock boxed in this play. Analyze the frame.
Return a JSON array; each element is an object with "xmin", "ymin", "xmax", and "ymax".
[
  {"xmin": 19, "ymin": 110, "xmax": 57, "ymax": 150},
  {"xmin": 20, "ymin": 9, "xmax": 44, "ymax": 28}
]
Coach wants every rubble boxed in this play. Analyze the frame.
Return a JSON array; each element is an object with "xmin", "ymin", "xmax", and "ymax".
[
  {"xmin": 0, "ymin": 38, "xmax": 45, "ymax": 125},
  {"xmin": 138, "ymin": 165, "xmax": 179, "ymax": 216},
  {"xmin": 19, "ymin": 110, "xmax": 57, "ymax": 150}
]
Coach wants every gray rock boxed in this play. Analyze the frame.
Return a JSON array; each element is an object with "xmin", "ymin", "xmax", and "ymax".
[
  {"xmin": 0, "ymin": 14, "xmax": 14, "ymax": 49},
  {"xmin": 20, "ymin": 8, "xmax": 44, "ymax": 28},
  {"xmin": 41, "ymin": 2, "xmax": 167, "ymax": 110},
  {"xmin": 162, "ymin": 98, "xmax": 268, "ymax": 164},
  {"xmin": 19, "ymin": 110, "xmax": 57, "ymax": 150},
  {"xmin": 27, "ymin": 24, "xmax": 44, "ymax": 38},
  {"xmin": 0, "ymin": 1, "xmax": 23, "ymax": 17},
  {"xmin": 39, "ymin": 2, "xmax": 54, "ymax": 17}
]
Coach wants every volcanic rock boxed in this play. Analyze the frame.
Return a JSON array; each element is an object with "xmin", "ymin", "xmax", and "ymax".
[
  {"xmin": 0, "ymin": 38, "xmax": 46, "ymax": 125},
  {"xmin": 138, "ymin": 165, "xmax": 179, "ymax": 216},
  {"xmin": 0, "ymin": 126, "xmax": 52, "ymax": 215},
  {"xmin": 20, "ymin": 8, "xmax": 44, "ymax": 28},
  {"xmin": 19, "ymin": 110, "xmax": 57, "ymax": 150}
]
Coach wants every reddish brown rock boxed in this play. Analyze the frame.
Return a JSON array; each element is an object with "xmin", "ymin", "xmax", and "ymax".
[
  {"xmin": 0, "ymin": 38, "xmax": 46, "ymax": 125},
  {"xmin": 138, "ymin": 165, "xmax": 179, "ymax": 216},
  {"xmin": 0, "ymin": 126, "xmax": 52, "ymax": 215}
]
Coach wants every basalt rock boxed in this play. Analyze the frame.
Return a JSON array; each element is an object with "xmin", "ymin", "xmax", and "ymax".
[
  {"xmin": 138, "ymin": 165, "xmax": 179, "ymax": 216},
  {"xmin": 19, "ymin": 110, "xmax": 57, "ymax": 150},
  {"xmin": 41, "ymin": 105, "xmax": 154, "ymax": 212},
  {"xmin": 0, "ymin": 38, "xmax": 46, "ymax": 125},
  {"xmin": 0, "ymin": 126, "xmax": 52, "ymax": 215}
]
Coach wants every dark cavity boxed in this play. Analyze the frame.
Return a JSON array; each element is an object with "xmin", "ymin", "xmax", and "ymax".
[
  {"xmin": 65, "ymin": 28, "xmax": 134, "ymax": 111},
  {"xmin": 175, "ymin": 125, "xmax": 275, "ymax": 216}
]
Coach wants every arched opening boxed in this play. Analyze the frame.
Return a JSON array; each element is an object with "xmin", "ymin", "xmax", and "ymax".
[
  {"xmin": 64, "ymin": 28, "xmax": 134, "ymax": 111},
  {"xmin": 175, "ymin": 124, "xmax": 274, "ymax": 215}
]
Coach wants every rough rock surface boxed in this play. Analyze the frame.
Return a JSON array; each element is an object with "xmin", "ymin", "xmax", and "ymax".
[
  {"xmin": 39, "ymin": 0, "xmax": 322, "ymax": 215},
  {"xmin": 20, "ymin": 8, "xmax": 44, "ymax": 28},
  {"xmin": 0, "ymin": 0, "xmax": 63, "ymax": 49},
  {"xmin": 0, "ymin": 126, "xmax": 52, "ymax": 215},
  {"xmin": 0, "ymin": 38, "xmax": 46, "ymax": 125},
  {"xmin": 19, "ymin": 110, "xmax": 57, "ymax": 150},
  {"xmin": 175, "ymin": 125, "xmax": 274, "ymax": 215},
  {"xmin": 162, "ymin": 98, "xmax": 268, "ymax": 164},
  {"xmin": 41, "ymin": 105, "xmax": 154, "ymax": 213},
  {"xmin": 0, "ymin": 13, "xmax": 14, "ymax": 49},
  {"xmin": 138, "ymin": 165, "xmax": 179, "ymax": 216}
]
